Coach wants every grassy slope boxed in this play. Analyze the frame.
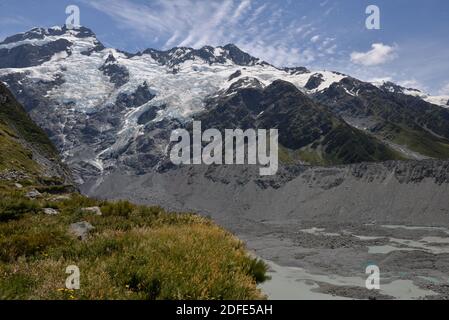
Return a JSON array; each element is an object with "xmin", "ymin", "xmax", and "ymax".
[
  {"xmin": 0, "ymin": 123, "xmax": 40, "ymax": 173},
  {"xmin": 0, "ymin": 82, "xmax": 58, "ymax": 174},
  {"xmin": 377, "ymin": 122, "xmax": 449, "ymax": 159},
  {"xmin": 0, "ymin": 82, "xmax": 267, "ymax": 300},
  {"xmin": 0, "ymin": 182, "xmax": 267, "ymax": 300},
  {"xmin": 321, "ymin": 124, "xmax": 406, "ymax": 164},
  {"xmin": 279, "ymin": 124, "xmax": 406, "ymax": 166}
]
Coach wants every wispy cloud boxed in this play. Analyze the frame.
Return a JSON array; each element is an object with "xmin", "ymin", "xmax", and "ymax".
[
  {"xmin": 350, "ymin": 43, "xmax": 397, "ymax": 66},
  {"xmin": 0, "ymin": 16, "xmax": 31, "ymax": 26},
  {"xmin": 232, "ymin": 0, "xmax": 252, "ymax": 20},
  {"xmin": 82, "ymin": 0, "xmax": 334, "ymax": 67},
  {"xmin": 439, "ymin": 82, "xmax": 449, "ymax": 96}
]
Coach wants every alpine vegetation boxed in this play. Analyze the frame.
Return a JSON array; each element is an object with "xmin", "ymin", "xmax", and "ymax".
[{"xmin": 169, "ymin": 121, "xmax": 279, "ymax": 176}]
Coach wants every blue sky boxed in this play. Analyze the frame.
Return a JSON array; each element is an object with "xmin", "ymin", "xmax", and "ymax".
[{"xmin": 0, "ymin": 0, "xmax": 448, "ymax": 94}]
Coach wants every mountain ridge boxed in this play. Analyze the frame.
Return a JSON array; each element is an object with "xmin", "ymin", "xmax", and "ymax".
[{"xmin": 1, "ymin": 25, "xmax": 449, "ymax": 184}]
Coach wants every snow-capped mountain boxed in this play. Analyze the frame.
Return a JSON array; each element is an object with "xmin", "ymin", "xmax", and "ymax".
[
  {"xmin": 1, "ymin": 26, "xmax": 449, "ymax": 184},
  {"xmin": 374, "ymin": 81, "xmax": 449, "ymax": 108}
]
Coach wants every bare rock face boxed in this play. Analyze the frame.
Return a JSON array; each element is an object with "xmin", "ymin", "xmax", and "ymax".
[
  {"xmin": 304, "ymin": 73, "xmax": 324, "ymax": 90},
  {"xmin": 0, "ymin": 39, "xmax": 72, "ymax": 68}
]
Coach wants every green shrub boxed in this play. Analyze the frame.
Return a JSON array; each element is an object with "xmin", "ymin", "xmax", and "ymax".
[
  {"xmin": 0, "ymin": 185, "xmax": 267, "ymax": 300},
  {"xmin": 101, "ymin": 200, "xmax": 135, "ymax": 218},
  {"xmin": 125, "ymin": 269, "xmax": 162, "ymax": 300},
  {"xmin": 0, "ymin": 197, "xmax": 39, "ymax": 222},
  {"xmin": 134, "ymin": 205, "xmax": 163, "ymax": 217},
  {"xmin": 0, "ymin": 273, "xmax": 37, "ymax": 299},
  {"xmin": 36, "ymin": 184, "xmax": 74, "ymax": 195},
  {"xmin": 247, "ymin": 258, "xmax": 270, "ymax": 283}
]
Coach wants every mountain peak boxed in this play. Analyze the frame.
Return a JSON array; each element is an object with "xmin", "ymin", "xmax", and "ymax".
[
  {"xmin": 0, "ymin": 25, "xmax": 105, "ymax": 68},
  {"xmin": 0, "ymin": 25, "xmax": 97, "ymax": 46},
  {"xmin": 221, "ymin": 43, "xmax": 262, "ymax": 66},
  {"xmin": 140, "ymin": 43, "xmax": 262, "ymax": 68}
]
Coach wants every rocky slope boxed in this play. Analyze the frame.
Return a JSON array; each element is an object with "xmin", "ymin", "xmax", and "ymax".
[
  {"xmin": 197, "ymin": 79, "xmax": 403, "ymax": 165},
  {"xmin": 0, "ymin": 81, "xmax": 71, "ymax": 182},
  {"xmin": 313, "ymin": 77, "xmax": 449, "ymax": 160},
  {"xmin": 82, "ymin": 160, "xmax": 449, "ymax": 229}
]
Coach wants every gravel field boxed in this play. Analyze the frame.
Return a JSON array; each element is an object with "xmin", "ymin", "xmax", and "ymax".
[{"xmin": 83, "ymin": 161, "xmax": 449, "ymax": 300}]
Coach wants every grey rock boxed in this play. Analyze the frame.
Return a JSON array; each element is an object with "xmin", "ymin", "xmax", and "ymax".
[
  {"xmin": 15, "ymin": 183, "xmax": 23, "ymax": 189},
  {"xmin": 228, "ymin": 70, "xmax": 242, "ymax": 81},
  {"xmin": 43, "ymin": 208, "xmax": 59, "ymax": 215},
  {"xmin": 81, "ymin": 206, "xmax": 102, "ymax": 216},
  {"xmin": 0, "ymin": 39, "xmax": 72, "ymax": 68},
  {"xmin": 69, "ymin": 221, "xmax": 94, "ymax": 240},
  {"xmin": 0, "ymin": 169, "xmax": 29, "ymax": 181},
  {"xmin": 99, "ymin": 58, "xmax": 130, "ymax": 88},
  {"xmin": 283, "ymin": 66, "xmax": 310, "ymax": 75},
  {"xmin": 51, "ymin": 195, "xmax": 72, "ymax": 201},
  {"xmin": 116, "ymin": 82, "xmax": 155, "ymax": 109},
  {"xmin": 26, "ymin": 189, "xmax": 42, "ymax": 199},
  {"xmin": 305, "ymin": 73, "xmax": 324, "ymax": 90}
]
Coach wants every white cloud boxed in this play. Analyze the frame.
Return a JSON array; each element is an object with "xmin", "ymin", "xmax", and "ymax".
[
  {"xmin": 350, "ymin": 43, "xmax": 397, "ymax": 66},
  {"xmin": 310, "ymin": 35, "xmax": 320, "ymax": 43},
  {"xmin": 399, "ymin": 79, "xmax": 422, "ymax": 89}
]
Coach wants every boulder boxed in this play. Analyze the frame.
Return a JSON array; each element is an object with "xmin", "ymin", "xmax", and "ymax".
[
  {"xmin": 43, "ymin": 208, "xmax": 59, "ymax": 215},
  {"xmin": 81, "ymin": 206, "xmax": 102, "ymax": 216},
  {"xmin": 69, "ymin": 221, "xmax": 94, "ymax": 241},
  {"xmin": 26, "ymin": 189, "xmax": 42, "ymax": 199},
  {"xmin": 51, "ymin": 195, "xmax": 72, "ymax": 201}
]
